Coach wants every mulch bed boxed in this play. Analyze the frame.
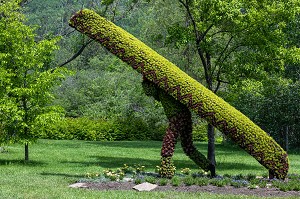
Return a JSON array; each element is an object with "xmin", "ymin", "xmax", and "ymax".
[{"xmin": 82, "ymin": 181, "xmax": 300, "ymax": 197}]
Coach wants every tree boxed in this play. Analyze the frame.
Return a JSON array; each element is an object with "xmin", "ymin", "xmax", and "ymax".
[
  {"xmin": 0, "ymin": 0, "xmax": 68, "ymax": 161},
  {"xmin": 227, "ymin": 77, "xmax": 300, "ymax": 151},
  {"xmin": 260, "ymin": 78, "xmax": 300, "ymax": 151},
  {"xmin": 162, "ymin": 0, "xmax": 300, "ymax": 166},
  {"xmin": 284, "ymin": 14, "xmax": 300, "ymax": 82}
]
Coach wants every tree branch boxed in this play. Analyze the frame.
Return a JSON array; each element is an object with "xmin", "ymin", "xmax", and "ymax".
[
  {"xmin": 200, "ymin": 24, "xmax": 213, "ymax": 42},
  {"xmin": 179, "ymin": 0, "xmax": 216, "ymax": 90},
  {"xmin": 178, "ymin": 0, "xmax": 200, "ymax": 41},
  {"xmin": 115, "ymin": 1, "xmax": 140, "ymax": 21},
  {"xmin": 214, "ymin": 67, "xmax": 231, "ymax": 93},
  {"xmin": 56, "ymin": 1, "xmax": 138, "ymax": 70},
  {"xmin": 213, "ymin": 36, "xmax": 234, "ymax": 73},
  {"xmin": 220, "ymin": 44, "xmax": 244, "ymax": 67},
  {"xmin": 210, "ymin": 30, "xmax": 232, "ymax": 38},
  {"xmin": 179, "ymin": 0, "xmax": 208, "ymax": 81},
  {"xmin": 58, "ymin": 39, "xmax": 93, "ymax": 68}
]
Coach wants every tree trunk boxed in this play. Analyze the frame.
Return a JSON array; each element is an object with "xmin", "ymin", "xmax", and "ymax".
[
  {"xmin": 284, "ymin": 126, "xmax": 289, "ymax": 152},
  {"xmin": 25, "ymin": 142, "xmax": 29, "ymax": 161},
  {"xmin": 207, "ymin": 123, "xmax": 216, "ymax": 166}
]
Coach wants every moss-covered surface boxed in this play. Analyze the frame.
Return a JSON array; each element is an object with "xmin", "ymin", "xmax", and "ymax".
[{"xmin": 69, "ymin": 9, "xmax": 289, "ymax": 179}]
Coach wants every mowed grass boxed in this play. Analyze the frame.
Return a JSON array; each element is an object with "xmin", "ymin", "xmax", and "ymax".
[{"xmin": 0, "ymin": 139, "xmax": 299, "ymax": 199}]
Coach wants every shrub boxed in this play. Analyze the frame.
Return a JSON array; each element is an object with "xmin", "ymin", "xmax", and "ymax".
[
  {"xmin": 40, "ymin": 117, "xmax": 119, "ymax": 141},
  {"xmin": 272, "ymin": 179, "xmax": 300, "ymax": 191},
  {"xmin": 230, "ymin": 179, "xmax": 249, "ymax": 188},
  {"xmin": 171, "ymin": 176, "xmax": 181, "ymax": 186},
  {"xmin": 192, "ymin": 123, "xmax": 208, "ymax": 142},
  {"xmin": 39, "ymin": 116, "xmax": 166, "ymax": 141},
  {"xmin": 145, "ymin": 176, "xmax": 157, "ymax": 184},
  {"xmin": 195, "ymin": 177, "xmax": 209, "ymax": 186},
  {"xmin": 183, "ymin": 176, "xmax": 196, "ymax": 186},
  {"xmin": 134, "ymin": 178, "xmax": 143, "ymax": 184},
  {"xmin": 246, "ymin": 174, "xmax": 257, "ymax": 181},
  {"xmin": 115, "ymin": 116, "xmax": 154, "ymax": 140},
  {"xmin": 158, "ymin": 178, "xmax": 168, "ymax": 186},
  {"xmin": 209, "ymin": 178, "xmax": 228, "ymax": 187}
]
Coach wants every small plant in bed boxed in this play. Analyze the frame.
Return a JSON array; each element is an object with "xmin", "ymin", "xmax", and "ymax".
[
  {"xmin": 181, "ymin": 168, "xmax": 192, "ymax": 175},
  {"xmin": 209, "ymin": 177, "xmax": 230, "ymax": 187},
  {"xmin": 171, "ymin": 176, "xmax": 181, "ymax": 186},
  {"xmin": 183, "ymin": 175, "xmax": 196, "ymax": 186},
  {"xmin": 145, "ymin": 176, "xmax": 157, "ymax": 184},
  {"xmin": 195, "ymin": 177, "xmax": 209, "ymax": 186},
  {"xmin": 272, "ymin": 179, "xmax": 300, "ymax": 192},
  {"xmin": 158, "ymin": 178, "xmax": 168, "ymax": 186}
]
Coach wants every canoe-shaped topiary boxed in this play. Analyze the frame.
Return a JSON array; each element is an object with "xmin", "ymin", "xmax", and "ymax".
[{"xmin": 69, "ymin": 9, "xmax": 289, "ymax": 179}]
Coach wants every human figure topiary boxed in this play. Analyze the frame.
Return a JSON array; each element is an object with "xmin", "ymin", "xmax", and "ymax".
[{"xmin": 69, "ymin": 9, "xmax": 289, "ymax": 180}]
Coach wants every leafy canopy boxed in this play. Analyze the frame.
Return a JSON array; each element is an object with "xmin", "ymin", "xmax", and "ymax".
[
  {"xmin": 0, "ymin": 0, "xmax": 68, "ymax": 147},
  {"xmin": 166, "ymin": 0, "xmax": 300, "ymax": 88}
]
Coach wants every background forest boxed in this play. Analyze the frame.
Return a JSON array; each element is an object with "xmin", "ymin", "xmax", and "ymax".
[{"xmin": 1, "ymin": 0, "xmax": 299, "ymax": 153}]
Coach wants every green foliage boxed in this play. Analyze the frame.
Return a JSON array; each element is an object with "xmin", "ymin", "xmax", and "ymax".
[
  {"xmin": 114, "ymin": 115, "xmax": 166, "ymax": 140},
  {"xmin": 192, "ymin": 123, "xmax": 208, "ymax": 142},
  {"xmin": 227, "ymin": 77, "xmax": 300, "ymax": 149},
  {"xmin": 101, "ymin": 0, "xmax": 114, "ymax": 5},
  {"xmin": 23, "ymin": 0, "xmax": 299, "ymax": 155},
  {"xmin": 259, "ymin": 78, "xmax": 300, "ymax": 148},
  {"xmin": 40, "ymin": 117, "xmax": 116, "ymax": 141},
  {"xmin": 40, "ymin": 117, "xmax": 165, "ymax": 141},
  {"xmin": 195, "ymin": 177, "xmax": 209, "ymax": 186},
  {"xmin": 53, "ymin": 62, "xmax": 167, "ymax": 141},
  {"xmin": 169, "ymin": 0, "xmax": 300, "ymax": 85},
  {"xmin": 69, "ymin": 9, "xmax": 289, "ymax": 179},
  {"xmin": 230, "ymin": 180, "xmax": 249, "ymax": 188},
  {"xmin": 183, "ymin": 175, "xmax": 196, "ymax": 186},
  {"xmin": 158, "ymin": 178, "xmax": 168, "ymax": 186},
  {"xmin": 0, "ymin": 0, "xmax": 68, "ymax": 159},
  {"xmin": 134, "ymin": 177, "xmax": 143, "ymax": 184},
  {"xmin": 145, "ymin": 176, "xmax": 157, "ymax": 184},
  {"xmin": 170, "ymin": 176, "xmax": 181, "ymax": 186},
  {"xmin": 209, "ymin": 178, "xmax": 230, "ymax": 187}
]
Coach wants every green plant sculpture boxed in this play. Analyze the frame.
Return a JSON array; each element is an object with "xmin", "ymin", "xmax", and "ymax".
[{"xmin": 69, "ymin": 9, "xmax": 289, "ymax": 179}]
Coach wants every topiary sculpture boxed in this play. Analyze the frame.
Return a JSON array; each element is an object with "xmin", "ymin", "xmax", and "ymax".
[{"xmin": 69, "ymin": 9, "xmax": 289, "ymax": 180}]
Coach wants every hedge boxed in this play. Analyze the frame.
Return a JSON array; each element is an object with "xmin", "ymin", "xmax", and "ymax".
[
  {"xmin": 39, "ymin": 117, "xmax": 166, "ymax": 141},
  {"xmin": 39, "ymin": 116, "xmax": 210, "ymax": 142},
  {"xmin": 69, "ymin": 9, "xmax": 289, "ymax": 179}
]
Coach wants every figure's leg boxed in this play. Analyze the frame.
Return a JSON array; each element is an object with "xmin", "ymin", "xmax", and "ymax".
[
  {"xmin": 141, "ymin": 79, "xmax": 178, "ymax": 178},
  {"xmin": 179, "ymin": 109, "xmax": 216, "ymax": 177},
  {"xmin": 142, "ymin": 79, "xmax": 214, "ymax": 177},
  {"xmin": 160, "ymin": 118, "xmax": 180, "ymax": 178}
]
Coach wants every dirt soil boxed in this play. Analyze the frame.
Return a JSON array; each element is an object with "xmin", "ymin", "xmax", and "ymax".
[{"xmin": 83, "ymin": 181, "xmax": 300, "ymax": 197}]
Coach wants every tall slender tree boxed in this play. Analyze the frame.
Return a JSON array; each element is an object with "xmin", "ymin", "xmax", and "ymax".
[
  {"xmin": 0, "ymin": 0, "xmax": 68, "ymax": 161},
  {"xmin": 162, "ymin": 0, "xmax": 300, "ymax": 166}
]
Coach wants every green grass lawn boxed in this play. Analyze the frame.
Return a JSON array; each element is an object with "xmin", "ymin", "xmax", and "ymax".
[{"xmin": 0, "ymin": 139, "xmax": 299, "ymax": 199}]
